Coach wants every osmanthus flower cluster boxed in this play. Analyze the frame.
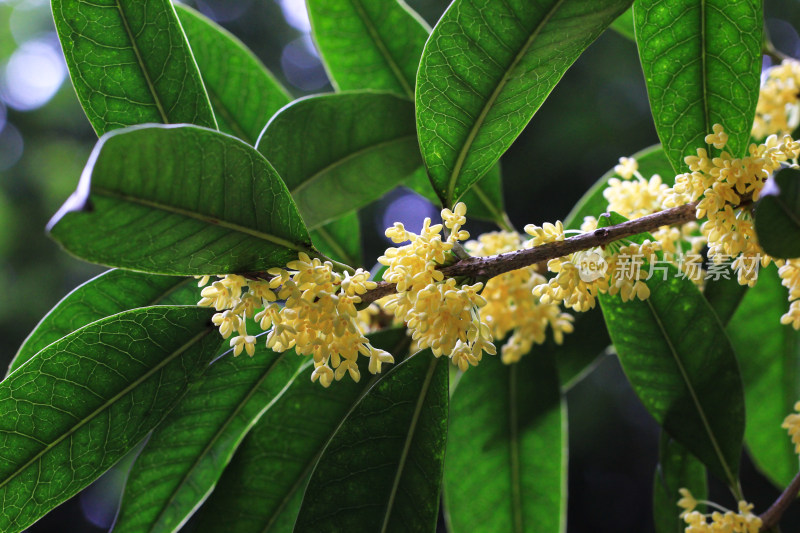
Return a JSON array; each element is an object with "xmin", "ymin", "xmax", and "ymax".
[
  {"xmin": 753, "ymin": 59, "xmax": 800, "ymax": 139},
  {"xmin": 464, "ymin": 230, "xmax": 574, "ymax": 364},
  {"xmin": 377, "ymin": 203, "xmax": 496, "ymax": 371},
  {"xmin": 197, "ymin": 257, "xmax": 392, "ymax": 388},
  {"xmin": 676, "ymin": 489, "xmax": 762, "ymax": 533}
]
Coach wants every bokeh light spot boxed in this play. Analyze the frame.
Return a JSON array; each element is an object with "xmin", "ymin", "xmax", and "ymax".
[{"xmin": 1, "ymin": 38, "xmax": 65, "ymax": 111}]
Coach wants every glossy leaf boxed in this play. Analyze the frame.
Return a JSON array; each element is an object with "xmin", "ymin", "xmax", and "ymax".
[
  {"xmin": 405, "ymin": 163, "xmax": 507, "ymax": 224},
  {"xmin": 9, "ymin": 270, "xmax": 196, "ymax": 376},
  {"xmin": 444, "ymin": 349, "xmax": 565, "ymax": 533},
  {"xmin": 192, "ymin": 328, "xmax": 410, "ymax": 533},
  {"xmin": 0, "ymin": 306, "xmax": 220, "ymax": 532},
  {"xmin": 52, "ymin": 0, "xmax": 216, "ymax": 136},
  {"xmin": 48, "ymin": 124, "xmax": 313, "ymax": 275},
  {"xmin": 310, "ymin": 212, "xmax": 362, "ymax": 266},
  {"xmin": 416, "ymin": 0, "xmax": 632, "ymax": 206},
  {"xmin": 702, "ymin": 275, "xmax": 748, "ymax": 326},
  {"xmin": 294, "ymin": 351, "xmax": 448, "ymax": 532},
  {"xmin": 257, "ymin": 92, "xmax": 421, "ymax": 229},
  {"xmin": 175, "ymin": 4, "xmax": 291, "ymax": 145},
  {"xmin": 653, "ymin": 434, "xmax": 707, "ymax": 533},
  {"xmin": 728, "ymin": 267, "xmax": 800, "ymax": 487},
  {"xmin": 755, "ymin": 167, "xmax": 800, "ymax": 259},
  {"xmin": 113, "ymin": 346, "xmax": 308, "ymax": 533},
  {"xmin": 598, "ymin": 217, "xmax": 745, "ymax": 485},
  {"xmin": 563, "ymin": 144, "xmax": 673, "ymax": 230},
  {"xmin": 610, "ymin": 7, "xmax": 635, "ymax": 41},
  {"xmin": 307, "ymin": 0, "xmax": 429, "ymax": 99},
  {"xmin": 633, "ymin": 0, "xmax": 762, "ymax": 173}
]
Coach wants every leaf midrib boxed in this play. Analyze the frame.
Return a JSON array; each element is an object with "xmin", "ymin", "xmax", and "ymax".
[
  {"xmin": 0, "ymin": 325, "xmax": 212, "ymax": 493},
  {"xmin": 147, "ymin": 352, "xmax": 305, "ymax": 533},
  {"xmin": 379, "ymin": 356, "xmax": 439, "ymax": 533},
  {"xmin": 508, "ymin": 363, "xmax": 523, "ymax": 533},
  {"xmin": 445, "ymin": 0, "xmax": 566, "ymax": 205},
  {"xmin": 92, "ymin": 186, "xmax": 310, "ymax": 254},
  {"xmin": 349, "ymin": 0, "xmax": 415, "ymax": 99},
  {"xmin": 289, "ymin": 135, "xmax": 417, "ymax": 197},
  {"xmin": 644, "ymin": 298, "xmax": 737, "ymax": 487},
  {"xmin": 115, "ymin": 1, "xmax": 170, "ymax": 123}
]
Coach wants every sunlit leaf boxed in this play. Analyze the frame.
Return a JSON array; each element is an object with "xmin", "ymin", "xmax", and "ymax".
[
  {"xmin": 52, "ymin": 0, "xmax": 216, "ymax": 135},
  {"xmin": 0, "ymin": 306, "xmax": 221, "ymax": 532},
  {"xmin": 48, "ymin": 124, "xmax": 313, "ymax": 275},
  {"xmin": 310, "ymin": 212, "xmax": 362, "ymax": 266},
  {"xmin": 634, "ymin": 0, "xmax": 762, "ymax": 172},
  {"xmin": 416, "ymin": 0, "xmax": 632, "ymax": 206}
]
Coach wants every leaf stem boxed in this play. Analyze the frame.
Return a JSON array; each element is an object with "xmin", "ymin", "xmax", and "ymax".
[{"xmin": 760, "ymin": 469, "xmax": 800, "ymax": 530}]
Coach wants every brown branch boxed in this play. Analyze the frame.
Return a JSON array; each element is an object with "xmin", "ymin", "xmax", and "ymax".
[
  {"xmin": 760, "ymin": 469, "xmax": 800, "ymax": 529},
  {"xmin": 359, "ymin": 202, "xmax": 700, "ymax": 305}
]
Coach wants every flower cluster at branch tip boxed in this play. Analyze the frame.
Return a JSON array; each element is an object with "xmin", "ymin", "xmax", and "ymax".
[
  {"xmin": 676, "ymin": 489, "xmax": 762, "ymax": 533},
  {"xmin": 465, "ymin": 231, "xmax": 574, "ymax": 364},
  {"xmin": 377, "ymin": 203, "xmax": 496, "ymax": 372},
  {"xmin": 197, "ymin": 256, "xmax": 392, "ymax": 387},
  {"xmin": 753, "ymin": 59, "xmax": 800, "ymax": 139}
]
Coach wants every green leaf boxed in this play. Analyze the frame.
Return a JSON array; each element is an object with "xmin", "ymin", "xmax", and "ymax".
[
  {"xmin": 256, "ymin": 92, "xmax": 421, "ymax": 229},
  {"xmin": 555, "ymin": 307, "xmax": 611, "ymax": 389},
  {"xmin": 755, "ymin": 167, "xmax": 800, "ymax": 259},
  {"xmin": 9, "ymin": 270, "xmax": 196, "ymax": 376},
  {"xmin": 702, "ymin": 275, "xmax": 748, "ymax": 327},
  {"xmin": 728, "ymin": 267, "xmax": 800, "ymax": 487},
  {"xmin": 310, "ymin": 212, "xmax": 362, "ymax": 266},
  {"xmin": 633, "ymin": 0, "xmax": 762, "ymax": 173},
  {"xmin": 416, "ymin": 0, "xmax": 633, "ymax": 206},
  {"xmin": 597, "ymin": 216, "xmax": 745, "ymax": 486},
  {"xmin": 175, "ymin": 4, "xmax": 292, "ymax": 145},
  {"xmin": 306, "ymin": 0, "xmax": 429, "ymax": 99},
  {"xmin": 113, "ymin": 346, "xmax": 308, "ymax": 533},
  {"xmin": 444, "ymin": 350, "xmax": 565, "ymax": 533},
  {"xmin": 294, "ymin": 351, "xmax": 448, "ymax": 532},
  {"xmin": 563, "ymin": 144, "xmax": 673, "ymax": 230},
  {"xmin": 48, "ymin": 124, "xmax": 313, "ymax": 275},
  {"xmin": 191, "ymin": 328, "xmax": 410, "ymax": 533},
  {"xmin": 0, "ymin": 306, "xmax": 221, "ymax": 532},
  {"xmin": 52, "ymin": 0, "xmax": 216, "ymax": 136},
  {"xmin": 609, "ymin": 7, "xmax": 635, "ymax": 41},
  {"xmin": 653, "ymin": 434, "xmax": 707, "ymax": 533}
]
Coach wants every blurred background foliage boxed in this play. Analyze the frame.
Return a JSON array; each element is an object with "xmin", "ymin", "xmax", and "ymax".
[{"xmin": 1, "ymin": 0, "xmax": 800, "ymax": 531}]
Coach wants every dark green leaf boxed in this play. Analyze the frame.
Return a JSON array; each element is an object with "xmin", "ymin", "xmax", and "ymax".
[
  {"xmin": 294, "ymin": 351, "xmax": 448, "ymax": 532},
  {"xmin": 52, "ymin": 0, "xmax": 216, "ymax": 136},
  {"xmin": 307, "ymin": 0, "xmax": 429, "ymax": 99},
  {"xmin": 563, "ymin": 144, "xmax": 673, "ymax": 230},
  {"xmin": 703, "ymin": 275, "xmax": 748, "ymax": 326},
  {"xmin": 610, "ymin": 7, "xmax": 635, "ymax": 41},
  {"xmin": 728, "ymin": 266, "xmax": 800, "ymax": 487},
  {"xmin": 653, "ymin": 434, "xmax": 707, "ymax": 533},
  {"xmin": 444, "ymin": 350, "xmax": 565, "ymax": 533},
  {"xmin": 0, "ymin": 306, "xmax": 220, "ymax": 532},
  {"xmin": 633, "ymin": 0, "xmax": 762, "ymax": 173},
  {"xmin": 175, "ymin": 4, "xmax": 291, "ymax": 145},
  {"xmin": 310, "ymin": 212, "xmax": 362, "ymax": 266},
  {"xmin": 416, "ymin": 0, "xmax": 633, "ymax": 206},
  {"xmin": 555, "ymin": 307, "xmax": 611, "ymax": 389},
  {"xmin": 48, "ymin": 124, "xmax": 313, "ymax": 275},
  {"xmin": 192, "ymin": 328, "xmax": 410, "ymax": 533},
  {"xmin": 755, "ymin": 167, "xmax": 800, "ymax": 259},
  {"xmin": 257, "ymin": 92, "xmax": 421, "ymax": 229},
  {"xmin": 113, "ymin": 346, "xmax": 308, "ymax": 533},
  {"xmin": 9, "ymin": 270, "xmax": 196, "ymax": 376},
  {"xmin": 597, "ymin": 216, "xmax": 745, "ymax": 485}
]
